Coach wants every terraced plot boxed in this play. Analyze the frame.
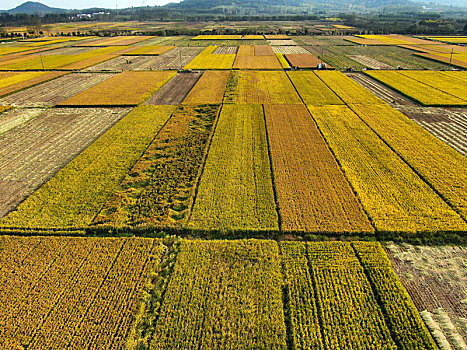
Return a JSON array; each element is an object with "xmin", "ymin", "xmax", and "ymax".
[
  {"xmin": 0, "ymin": 106, "xmax": 173, "ymax": 229},
  {"xmin": 189, "ymin": 104, "xmax": 278, "ymax": 231},
  {"xmin": 0, "ymin": 236, "xmax": 164, "ymax": 350},
  {"xmin": 0, "ymin": 107, "xmax": 128, "ymax": 219},
  {"xmin": 264, "ymin": 104, "xmax": 372, "ymax": 233},
  {"xmin": 0, "ymin": 73, "xmax": 114, "ymax": 108}
]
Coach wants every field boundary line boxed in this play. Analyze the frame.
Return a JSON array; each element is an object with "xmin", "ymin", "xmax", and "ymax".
[{"xmin": 261, "ymin": 104, "xmax": 283, "ymax": 231}]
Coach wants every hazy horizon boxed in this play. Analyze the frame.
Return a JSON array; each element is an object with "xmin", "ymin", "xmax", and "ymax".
[{"xmin": 1, "ymin": 0, "xmax": 182, "ymax": 10}]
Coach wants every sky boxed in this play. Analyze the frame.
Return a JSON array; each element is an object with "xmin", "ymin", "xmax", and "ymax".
[{"xmin": 1, "ymin": 0, "xmax": 181, "ymax": 10}]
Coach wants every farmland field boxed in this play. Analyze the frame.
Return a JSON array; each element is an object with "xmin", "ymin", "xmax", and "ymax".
[{"xmin": 0, "ymin": 31, "xmax": 466, "ymax": 349}]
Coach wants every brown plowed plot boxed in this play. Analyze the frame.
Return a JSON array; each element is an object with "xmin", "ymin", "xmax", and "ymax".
[
  {"xmin": 183, "ymin": 71, "xmax": 230, "ymax": 104},
  {"xmin": 213, "ymin": 46, "xmax": 238, "ymax": 54},
  {"xmin": 144, "ymin": 72, "xmax": 202, "ymax": 105},
  {"xmin": 348, "ymin": 73, "xmax": 467, "ymax": 156},
  {"xmin": 286, "ymin": 53, "xmax": 329, "ymax": 68},
  {"xmin": 0, "ymin": 107, "xmax": 128, "ymax": 218},
  {"xmin": 348, "ymin": 55, "xmax": 394, "ymax": 69},
  {"xmin": 272, "ymin": 46, "xmax": 310, "ymax": 54},
  {"xmin": 0, "ymin": 236, "xmax": 164, "ymax": 350},
  {"xmin": 254, "ymin": 45, "xmax": 275, "ymax": 56},
  {"xmin": 0, "ymin": 73, "xmax": 114, "ymax": 108},
  {"xmin": 264, "ymin": 104, "xmax": 373, "ymax": 233},
  {"xmin": 386, "ymin": 243, "xmax": 467, "ymax": 349},
  {"xmin": 58, "ymin": 71, "xmax": 176, "ymax": 106},
  {"xmin": 94, "ymin": 105, "xmax": 219, "ymax": 228}
]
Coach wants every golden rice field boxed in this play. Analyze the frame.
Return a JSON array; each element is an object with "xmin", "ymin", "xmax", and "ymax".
[{"xmin": 0, "ymin": 33, "xmax": 466, "ymax": 349}]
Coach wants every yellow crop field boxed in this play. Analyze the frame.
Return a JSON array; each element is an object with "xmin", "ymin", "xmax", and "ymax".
[
  {"xmin": 189, "ymin": 104, "xmax": 278, "ymax": 231},
  {"xmin": 308, "ymin": 105, "xmax": 466, "ymax": 233},
  {"xmin": 0, "ymin": 71, "xmax": 67, "ymax": 97},
  {"xmin": 192, "ymin": 35, "xmax": 243, "ymax": 40},
  {"xmin": 365, "ymin": 70, "xmax": 467, "ymax": 106},
  {"xmin": 264, "ymin": 104, "xmax": 373, "ymax": 233},
  {"xmin": 350, "ymin": 103, "xmax": 467, "ymax": 223},
  {"xmin": 0, "ymin": 46, "xmax": 126, "ymax": 70},
  {"xmin": 0, "ymin": 105, "xmax": 12, "ymax": 113},
  {"xmin": 287, "ymin": 71, "xmax": 343, "ymax": 106},
  {"xmin": 427, "ymin": 36, "xmax": 467, "ymax": 44},
  {"xmin": 0, "ymin": 236, "xmax": 165, "ymax": 350},
  {"xmin": 233, "ymin": 45, "xmax": 282, "ymax": 69},
  {"xmin": 0, "ymin": 46, "xmax": 37, "ymax": 56},
  {"xmin": 275, "ymin": 53, "xmax": 290, "ymax": 68},
  {"xmin": 230, "ymin": 70, "xmax": 302, "ymax": 104},
  {"xmin": 0, "ymin": 105, "xmax": 175, "ymax": 229},
  {"xmin": 143, "ymin": 240, "xmax": 287, "ymax": 349},
  {"xmin": 315, "ymin": 70, "xmax": 384, "ymax": 105},
  {"xmin": 59, "ymin": 71, "xmax": 176, "ymax": 106},
  {"xmin": 182, "ymin": 70, "xmax": 230, "ymax": 104},
  {"xmin": 183, "ymin": 46, "xmax": 235, "ymax": 69},
  {"xmin": 123, "ymin": 45, "xmax": 175, "ymax": 55},
  {"xmin": 243, "ymin": 34, "xmax": 265, "ymax": 39}
]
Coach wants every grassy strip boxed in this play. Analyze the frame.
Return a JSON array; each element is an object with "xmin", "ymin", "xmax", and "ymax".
[
  {"xmin": 307, "ymin": 105, "xmax": 467, "ymax": 234},
  {"xmin": 0, "ymin": 105, "xmax": 176, "ymax": 229},
  {"xmin": 188, "ymin": 104, "xmax": 278, "ymax": 231},
  {"xmin": 352, "ymin": 242, "xmax": 438, "ymax": 350}
]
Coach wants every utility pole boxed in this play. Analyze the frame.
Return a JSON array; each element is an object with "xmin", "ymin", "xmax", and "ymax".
[
  {"xmin": 180, "ymin": 47, "xmax": 182, "ymax": 71},
  {"xmin": 450, "ymin": 48, "xmax": 454, "ymax": 64},
  {"xmin": 40, "ymin": 54, "xmax": 45, "ymax": 70}
]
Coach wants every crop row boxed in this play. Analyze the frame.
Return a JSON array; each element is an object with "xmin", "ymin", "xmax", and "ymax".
[{"xmin": 94, "ymin": 104, "xmax": 220, "ymax": 228}]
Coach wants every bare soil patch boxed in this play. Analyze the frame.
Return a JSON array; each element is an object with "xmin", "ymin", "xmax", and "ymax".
[{"xmin": 144, "ymin": 72, "xmax": 202, "ymax": 105}]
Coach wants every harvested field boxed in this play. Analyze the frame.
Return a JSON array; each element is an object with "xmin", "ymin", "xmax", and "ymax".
[
  {"xmin": 183, "ymin": 71, "xmax": 230, "ymax": 104},
  {"xmin": 94, "ymin": 105, "xmax": 219, "ymax": 228},
  {"xmin": 348, "ymin": 55, "xmax": 394, "ymax": 69},
  {"xmin": 272, "ymin": 45, "xmax": 310, "ymax": 54},
  {"xmin": 0, "ymin": 73, "xmax": 114, "ymax": 108},
  {"xmin": 123, "ymin": 45, "xmax": 175, "ymax": 55},
  {"xmin": 387, "ymin": 242, "xmax": 467, "ymax": 349},
  {"xmin": 144, "ymin": 72, "xmax": 201, "ymax": 105},
  {"xmin": 58, "ymin": 71, "xmax": 176, "ymax": 106},
  {"xmin": 0, "ymin": 108, "xmax": 44, "ymax": 135},
  {"xmin": 286, "ymin": 53, "xmax": 327, "ymax": 68},
  {"xmin": 231, "ymin": 70, "xmax": 302, "ymax": 104},
  {"xmin": 0, "ymin": 236, "xmax": 165, "ymax": 350},
  {"xmin": 76, "ymin": 35, "xmax": 154, "ymax": 46},
  {"xmin": 0, "ymin": 71, "xmax": 67, "ymax": 98},
  {"xmin": 268, "ymin": 39, "xmax": 298, "ymax": 45},
  {"xmin": 189, "ymin": 104, "xmax": 278, "ymax": 231},
  {"xmin": 0, "ymin": 106, "xmax": 174, "ymax": 229},
  {"xmin": 288, "ymin": 71, "xmax": 343, "ymax": 106},
  {"xmin": 264, "ymin": 104, "xmax": 373, "ymax": 233},
  {"xmin": 308, "ymin": 105, "xmax": 466, "ymax": 234},
  {"xmin": 0, "ymin": 107, "xmax": 128, "ymax": 219},
  {"xmin": 348, "ymin": 72, "xmax": 467, "ymax": 157},
  {"xmin": 213, "ymin": 46, "xmax": 238, "ymax": 54},
  {"xmin": 145, "ymin": 240, "xmax": 287, "ymax": 349}
]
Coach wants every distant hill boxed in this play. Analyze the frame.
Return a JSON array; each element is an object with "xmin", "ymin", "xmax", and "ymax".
[{"xmin": 8, "ymin": 1, "xmax": 66, "ymax": 14}]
